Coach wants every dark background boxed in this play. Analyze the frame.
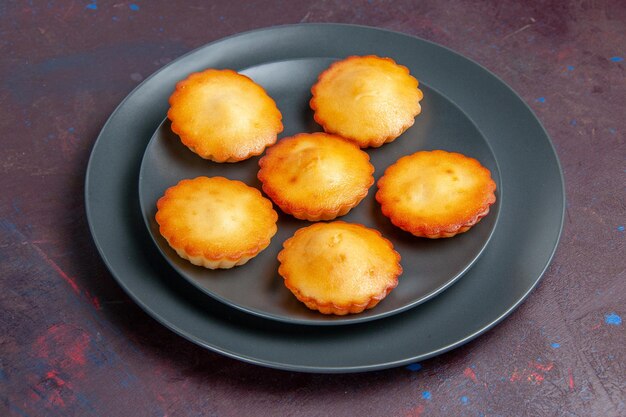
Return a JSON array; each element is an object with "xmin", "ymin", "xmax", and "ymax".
[{"xmin": 1, "ymin": 1, "xmax": 624, "ymax": 416}]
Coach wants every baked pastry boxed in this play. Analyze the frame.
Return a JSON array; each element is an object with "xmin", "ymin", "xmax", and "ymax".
[
  {"xmin": 167, "ymin": 69, "xmax": 283, "ymax": 162},
  {"xmin": 155, "ymin": 176, "xmax": 278, "ymax": 269},
  {"xmin": 278, "ymin": 222, "xmax": 402, "ymax": 315},
  {"xmin": 310, "ymin": 55, "xmax": 423, "ymax": 148},
  {"xmin": 376, "ymin": 150, "xmax": 496, "ymax": 238},
  {"xmin": 258, "ymin": 132, "xmax": 374, "ymax": 221}
]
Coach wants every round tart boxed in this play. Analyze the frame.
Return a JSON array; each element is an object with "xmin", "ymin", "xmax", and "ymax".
[
  {"xmin": 376, "ymin": 150, "xmax": 496, "ymax": 238},
  {"xmin": 155, "ymin": 176, "xmax": 278, "ymax": 269},
  {"xmin": 278, "ymin": 222, "xmax": 402, "ymax": 315},
  {"xmin": 258, "ymin": 132, "xmax": 375, "ymax": 221},
  {"xmin": 310, "ymin": 55, "xmax": 423, "ymax": 148},
  {"xmin": 167, "ymin": 69, "xmax": 283, "ymax": 162}
]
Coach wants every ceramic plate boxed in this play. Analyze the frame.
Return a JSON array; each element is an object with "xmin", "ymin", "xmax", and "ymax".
[
  {"xmin": 86, "ymin": 24, "xmax": 564, "ymax": 372},
  {"xmin": 138, "ymin": 58, "xmax": 501, "ymax": 325}
]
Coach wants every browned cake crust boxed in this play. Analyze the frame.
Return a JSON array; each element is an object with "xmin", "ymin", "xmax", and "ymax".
[
  {"xmin": 167, "ymin": 69, "xmax": 283, "ymax": 162},
  {"xmin": 258, "ymin": 132, "xmax": 375, "ymax": 220},
  {"xmin": 278, "ymin": 222, "xmax": 402, "ymax": 315},
  {"xmin": 310, "ymin": 55, "xmax": 423, "ymax": 148},
  {"xmin": 155, "ymin": 176, "xmax": 278, "ymax": 269},
  {"xmin": 376, "ymin": 150, "xmax": 496, "ymax": 238}
]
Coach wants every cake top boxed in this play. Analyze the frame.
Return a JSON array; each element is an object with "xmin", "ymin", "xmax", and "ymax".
[
  {"xmin": 168, "ymin": 69, "xmax": 283, "ymax": 162},
  {"xmin": 156, "ymin": 176, "xmax": 278, "ymax": 261},
  {"xmin": 258, "ymin": 132, "xmax": 374, "ymax": 219},
  {"xmin": 310, "ymin": 55, "xmax": 423, "ymax": 148},
  {"xmin": 278, "ymin": 222, "xmax": 401, "ymax": 309},
  {"xmin": 376, "ymin": 150, "xmax": 496, "ymax": 237}
]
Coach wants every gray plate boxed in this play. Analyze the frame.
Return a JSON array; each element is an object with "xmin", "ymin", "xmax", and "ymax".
[
  {"xmin": 138, "ymin": 59, "xmax": 501, "ymax": 326},
  {"xmin": 85, "ymin": 24, "xmax": 564, "ymax": 372}
]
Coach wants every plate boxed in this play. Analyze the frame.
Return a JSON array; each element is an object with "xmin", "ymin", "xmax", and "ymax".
[
  {"xmin": 138, "ymin": 58, "xmax": 501, "ymax": 325},
  {"xmin": 85, "ymin": 24, "xmax": 564, "ymax": 372}
]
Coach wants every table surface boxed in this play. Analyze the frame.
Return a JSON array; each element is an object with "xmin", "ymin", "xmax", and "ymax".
[{"xmin": 1, "ymin": 1, "xmax": 624, "ymax": 416}]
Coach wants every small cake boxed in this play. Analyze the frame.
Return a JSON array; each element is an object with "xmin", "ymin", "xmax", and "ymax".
[
  {"xmin": 258, "ymin": 133, "xmax": 375, "ymax": 221},
  {"xmin": 155, "ymin": 176, "xmax": 278, "ymax": 269},
  {"xmin": 278, "ymin": 222, "xmax": 402, "ymax": 315},
  {"xmin": 310, "ymin": 55, "xmax": 423, "ymax": 148},
  {"xmin": 376, "ymin": 150, "xmax": 496, "ymax": 238},
  {"xmin": 167, "ymin": 69, "xmax": 283, "ymax": 162}
]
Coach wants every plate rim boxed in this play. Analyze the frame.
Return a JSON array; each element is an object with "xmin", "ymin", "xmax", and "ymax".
[{"xmin": 85, "ymin": 23, "xmax": 565, "ymax": 372}]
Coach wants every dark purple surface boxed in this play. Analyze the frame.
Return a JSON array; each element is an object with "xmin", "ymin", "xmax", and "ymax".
[{"xmin": 1, "ymin": 1, "xmax": 624, "ymax": 416}]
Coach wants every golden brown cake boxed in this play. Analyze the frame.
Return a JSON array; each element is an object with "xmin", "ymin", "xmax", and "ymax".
[
  {"xmin": 167, "ymin": 69, "xmax": 283, "ymax": 162},
  {"xmin": 310, "ymin": 55, "xmax": 423, "ymax": 148},
  {"xmin": 376, "ymin": 150, "xmax": 496, "ymax": 238},
  {"xmin": 155, "ymin": 176, "xmax": 278, "ymax": 269},
  {"xmin": 278, "ymin": 222, "xmax": 402, "ymax": 315},
  {"xmin": 258, "ymin": 132, "xmax": 375, "ymax": 221}
]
